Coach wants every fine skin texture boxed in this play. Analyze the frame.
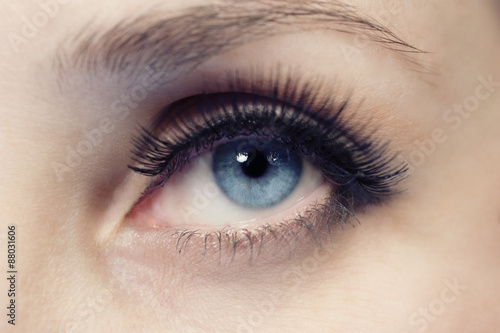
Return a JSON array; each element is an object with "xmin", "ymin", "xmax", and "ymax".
[{"xmin": 1, "ymin": 0, "xmax": 500, "ymax": 332}]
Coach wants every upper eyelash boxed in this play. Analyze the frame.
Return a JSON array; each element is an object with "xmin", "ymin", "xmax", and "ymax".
[
  {"xmin": 126, "ymin": 70, "xmax": 408, "ymax": 259},
  {"xmin": 129, "ymin": 85, "xmax": 407, "ymax": 207}
]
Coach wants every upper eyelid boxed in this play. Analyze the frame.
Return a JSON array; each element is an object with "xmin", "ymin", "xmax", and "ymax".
[
  {"xmin": 124, "ymin": 90, "xmax": 406, "ymax": 258},
  {"xmin": 122, "ymin": 69, "xmax": 408, "ymax": 260},
  {"xmin": 129, "ymin": 86, "xmax": 407, "ymax": 195},
  {"xmin": 126, "ymin": 70, "xmax": 353, "ymax": 175},
  {"xmin": 54, "ymin": 0, "xmax": 425, "ymax": 85}
]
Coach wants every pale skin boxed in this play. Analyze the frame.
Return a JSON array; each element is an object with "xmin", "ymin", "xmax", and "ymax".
[{"xmin": 1, "ymin": 0, "xmax": 500, "ymax": 332}]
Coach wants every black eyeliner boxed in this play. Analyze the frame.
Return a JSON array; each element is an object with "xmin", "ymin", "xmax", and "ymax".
[
  {"xmin": 126, "ymin": 70, "xmax": 408, "ymax": 257},
  {"xmin": 129, "ymin": 84, "xmax": 406, "ymax": 206}
]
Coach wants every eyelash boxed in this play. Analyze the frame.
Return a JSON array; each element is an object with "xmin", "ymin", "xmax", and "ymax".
[{"xmin": 127, "ymin": 71, "xmax": 407, "ymax": 258}]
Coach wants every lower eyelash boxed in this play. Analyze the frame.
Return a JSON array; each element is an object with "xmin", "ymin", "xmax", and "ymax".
[
  {"xmin": 171, "ymin": 188, "xmax": 356, "ymax": 262},
  {"xmin": 127, "ymin": 68, "xmax": 408, "ymax": 259}
]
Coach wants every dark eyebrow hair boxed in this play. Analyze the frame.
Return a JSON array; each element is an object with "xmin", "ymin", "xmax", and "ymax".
[{"xmin": 55, "ymin": 0, "xmax": 424, "ymax": 81}]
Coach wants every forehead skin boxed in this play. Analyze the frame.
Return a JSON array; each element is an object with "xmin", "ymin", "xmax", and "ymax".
[{"xmin": 1, "ymin": 0, "xmax": 500, "ymax": 332}]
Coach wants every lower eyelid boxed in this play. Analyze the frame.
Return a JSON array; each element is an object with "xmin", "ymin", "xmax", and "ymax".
[
  {"xmin": 124, "ymin": 131, "xmax": 345, "ymax": 264},
  {"xmin": 120, "ymin": 183, "xmax": 345, "ymax": 265},
  {"xmin": 123, "ymin": 74, "xmax": 407, "ymax": 265}
]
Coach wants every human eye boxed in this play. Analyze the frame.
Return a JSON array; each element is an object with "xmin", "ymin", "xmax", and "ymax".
[{"xmin": 122, "ymin": 68, "xmax": 407, "ymax": 263}]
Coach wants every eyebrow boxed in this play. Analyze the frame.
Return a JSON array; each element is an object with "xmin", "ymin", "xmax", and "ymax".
[{"xmin": 55, "ymin": 0, "xmax": 424, "ymax": 82}]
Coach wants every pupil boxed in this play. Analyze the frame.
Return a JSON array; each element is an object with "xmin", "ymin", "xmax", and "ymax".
[{"xmin": 239, "ymin": 149, "xmax": 268, "ymax": 178}]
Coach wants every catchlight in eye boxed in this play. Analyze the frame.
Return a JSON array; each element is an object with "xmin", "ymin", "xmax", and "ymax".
[{"xmin": 212, "ymin": 139, "xmax": 303, "ymax": 208}]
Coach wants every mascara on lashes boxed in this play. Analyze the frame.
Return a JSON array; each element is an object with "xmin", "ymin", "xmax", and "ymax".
[
  {"xmin": 129, "ymin": 91, "xmax": 407, "ymax": 205},
  {"xmin": 125, "ymin": 75, "xmax": 407, "ymax": 257}
]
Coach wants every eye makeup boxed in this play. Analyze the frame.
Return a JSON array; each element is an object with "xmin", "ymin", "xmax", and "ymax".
[{"xmin": 124, "ymin": 68, "xmax": 408, "ymax": 262}]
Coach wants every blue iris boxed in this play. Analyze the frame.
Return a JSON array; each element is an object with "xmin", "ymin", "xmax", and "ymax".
[{"xmin": 212, "ymin": 139, "xmax": 303, "ymax": 208}]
